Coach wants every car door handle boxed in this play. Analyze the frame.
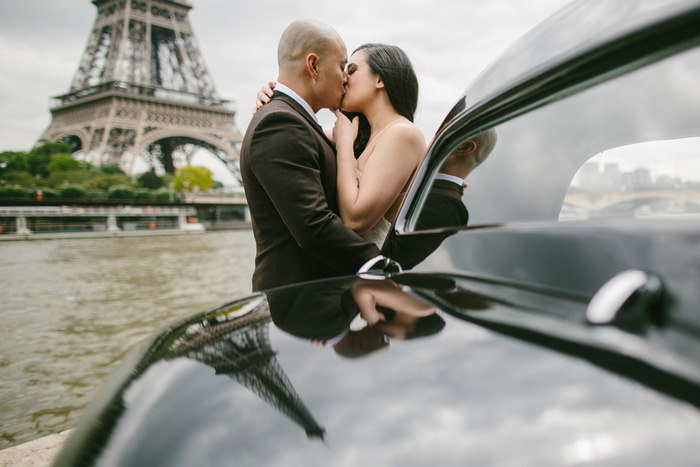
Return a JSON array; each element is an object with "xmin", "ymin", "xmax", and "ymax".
[
  {"xmin": 586, "ymin": 270, "xmax": 664, "ymax": 326},
  {"xmin": 357, "ymin": 255, "xmax": 404, "ymax": 280}
]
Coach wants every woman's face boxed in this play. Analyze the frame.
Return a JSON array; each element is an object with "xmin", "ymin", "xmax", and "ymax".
[{"xmin": 341, "ymin": 50, "xmax": 380, "ymax": 113}]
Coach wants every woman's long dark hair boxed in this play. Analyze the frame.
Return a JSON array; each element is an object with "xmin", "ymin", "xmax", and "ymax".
[{"xmin": 343, "ymin": 43, "xmax": 419, "ymax": 158}]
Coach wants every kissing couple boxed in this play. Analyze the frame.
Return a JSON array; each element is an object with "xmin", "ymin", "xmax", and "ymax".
[{"xmin": 241, "ymin": 19, "xmax": 426, "ymax": 291}]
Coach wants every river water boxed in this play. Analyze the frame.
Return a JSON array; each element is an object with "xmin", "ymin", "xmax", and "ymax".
[{"xmin": 0, "ymin": 230, "xmax": 255, "ymax": 449}]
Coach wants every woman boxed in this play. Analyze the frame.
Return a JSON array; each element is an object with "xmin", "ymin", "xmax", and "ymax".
[
  {"xmin": 332, "ymin": 43, "xmax": 426, "ymax": 246},
  {"xmin": 257, "ymin": 43, "xmax": 426, "ymax": 247}
]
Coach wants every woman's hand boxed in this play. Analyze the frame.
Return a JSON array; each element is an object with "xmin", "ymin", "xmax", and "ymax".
[
  {"xmin": 253, "ymin": 81, "xmax": 276, "ymax": 113},
  {"xmin": 332, "ymin": 110, "xmax": 359, "ymax": 148}
]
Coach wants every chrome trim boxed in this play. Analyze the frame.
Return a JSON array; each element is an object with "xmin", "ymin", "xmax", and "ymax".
[{"xmin": 586, "ymin": 270, "xmax": 661, "ymax": 325}]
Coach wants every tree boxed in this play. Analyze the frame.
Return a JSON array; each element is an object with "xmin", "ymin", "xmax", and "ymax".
[
  {"xmin": 0, "ymin": 185, "xmax": 29, "ymax": 198},
  {"xmin": 27, "ymin": 142, "xmax": 73, "ymax": 177},
  {"xmin": 137, "ymin": 169, "xmax": 164, "ymax": 190},
  {"xmin": 0, "ymin": 151, "xmax": 29, "ymax": 175},
  {"xmin": 108, "ymin": 185, "xmax": 137, "ymax": 200},
  {"xmin": 82, "ymin": 173, "xmax": 133, "ymax": 191},
  {"xmin": 173, "ymin": 166, "xmax": 214, "ymax": 192},
  {"xmin": 1, "ymin": 171, "xmax": 34, "ymax": 187},
  {"xmin": 47, "ymin": 154, "xmax": 81, "ymax": 173},
  {"xmin": 102, "ymin": 164, "xmax": 126, "ymax": 175},
  {"xmin": 42, "ymin": 169, "xmax": 92, "ymax": 189},
  {"xmin": 59, "ymin": 185, "xmax": 87, "ymax": 200}
]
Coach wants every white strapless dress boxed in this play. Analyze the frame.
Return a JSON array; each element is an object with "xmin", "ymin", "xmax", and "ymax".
[{"xmin": 356, "ymin": 166, "xmax": 391, "ymax": 247}]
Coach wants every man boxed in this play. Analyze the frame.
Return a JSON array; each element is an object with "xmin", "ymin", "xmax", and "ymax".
[
  {"xmin": 419, "ymin": 127, "xmax": 497, "ymax": 228},
  {"xmin": 240, "ymin": 20, "xmax": 380, "ymax": 291}
]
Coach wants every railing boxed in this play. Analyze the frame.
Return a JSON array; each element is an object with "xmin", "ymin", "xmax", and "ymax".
[
  {"xmin": 0, "ymin": 205, "xmax": 196, "ymax": 217},
  {"xmin": 0, "ymin": 206, "xmax": 204, "ymax": 238},
  {"xmin": 52, "ymin": 81, "xmax": 235, "ymax": 111}
]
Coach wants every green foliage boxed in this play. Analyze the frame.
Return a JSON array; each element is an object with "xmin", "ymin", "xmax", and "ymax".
[
  {"xmin": 133, "ymin": 189, "xmax": 155, "ymax": 201},
  {"xmin": 41, "ymin": 169, "xmax": 92, "ymax": 189},
  {"xmin": 47, "ymin": 154, "xmax": 80, "ymax": 173},
  {"xmin": 28, "ymin": 142, "xmax": 72, "ymax": 177},
  {"xmin": 81, "ymin": 173, "xmax": 132, "ymax": 192},
  {"xmin": 0, "ymin": 142, "xmax": 220, "ymax": 203},
  {"xmin": 173, "ymin": 166, "xmax": 214, "ymax": 192},
  {"xmin": 58, "ymin": 185, "xmax": 87, "ymax": 200},
  {"xmin": 137, "ymin": 169, "xmax": 164, "ymax": 190},
  {"xmin": 0, "ymin": 151, "xmax": 29, "ymax": 175},
  {"xmin": 0, "ymin": 185, "xmax": 29, "ymax": 198},
  {"xmin": 107, "ymin": 184, "xmax": 137, "ymax": 200},
  {"xmin": 47, "ymin": 154, "xmax": 92, "ymax": 174},
  {"xmin": 101, "ymin": 164, "xmax": 126, "ymax": 176},
  {"xmin": 1, "ymin": 170, "xmax": 35, "ymax": 187}
]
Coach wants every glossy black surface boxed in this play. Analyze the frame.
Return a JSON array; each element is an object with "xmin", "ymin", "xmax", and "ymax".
[{"xmin": 55, "ymin": 277, "xmax": 700, "ymax": 466}]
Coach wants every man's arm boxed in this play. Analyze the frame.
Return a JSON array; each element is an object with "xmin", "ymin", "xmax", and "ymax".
[{"xmin": 249, "ymin": 110, "xmax": 379, "ymax": 273}]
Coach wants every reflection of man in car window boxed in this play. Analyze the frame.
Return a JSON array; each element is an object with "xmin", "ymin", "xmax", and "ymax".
[
  {"xmin": 386, "ymin": 129, "xmax": 497, "ymax": 270},
  {"xmin": 418, "ymin": 128, "xmax": 497, "ymax": 229}
]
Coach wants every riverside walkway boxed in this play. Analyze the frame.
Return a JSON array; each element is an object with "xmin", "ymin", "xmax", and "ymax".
[{"xmin": 0, "ymin": 430, "xmax": 71, "ymax": 466}]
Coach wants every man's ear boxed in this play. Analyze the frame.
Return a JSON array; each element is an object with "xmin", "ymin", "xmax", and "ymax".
[
  {"xmin": 459, "ymin": 141, "xmax": 477, "ymax": 154},
  {"xmin": 306, "ymin": 53, "xmax": 320, "ymax": 79}
]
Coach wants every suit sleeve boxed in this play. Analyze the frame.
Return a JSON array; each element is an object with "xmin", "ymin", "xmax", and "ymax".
[{"xmin": 249, "ymin": 111, "xmax": 380, "ymax": 273}]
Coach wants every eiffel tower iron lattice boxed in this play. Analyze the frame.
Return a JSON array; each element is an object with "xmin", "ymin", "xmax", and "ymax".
[
  {"xmin": 38, "ymin": 0, "xmax": 242, "ymax": 180},
  {"xmin": 168, "ymin": 301, "xmax": 326, "ymax": 439}
]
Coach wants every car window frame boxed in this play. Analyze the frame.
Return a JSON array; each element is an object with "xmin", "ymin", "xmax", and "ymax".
[{"xmin": 393, "ymin": 5, "xmax": 700, "ymax": 236}]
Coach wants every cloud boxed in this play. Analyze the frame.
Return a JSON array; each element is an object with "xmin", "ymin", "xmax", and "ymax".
[{"xmin": 0, "ymin": 0, "xmax": 570, "ymax": 152}]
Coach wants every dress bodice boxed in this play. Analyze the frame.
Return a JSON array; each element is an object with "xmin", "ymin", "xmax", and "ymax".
[{"xmin": 356, "ymin": 166, "xmax": 391, "ymax": 247}]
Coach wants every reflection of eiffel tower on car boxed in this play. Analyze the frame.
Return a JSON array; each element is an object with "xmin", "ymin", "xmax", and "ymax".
[
  {"xmin": 169, "ymin": 302, "xmax": 325, "ymax": 439},
  {"xmin": 39, "ymin": 0, "xmax": 242, "ymax": 179}
]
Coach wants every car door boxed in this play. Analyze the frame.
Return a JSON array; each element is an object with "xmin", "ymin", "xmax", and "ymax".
[{"xmin": 382, "ymin": 0, "xmax": 700, "ymax": 397}]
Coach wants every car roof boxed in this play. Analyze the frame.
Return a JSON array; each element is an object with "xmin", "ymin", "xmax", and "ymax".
[{"xmin": 460, "ymin": 0, "xmax": 700, "ymax": 115}]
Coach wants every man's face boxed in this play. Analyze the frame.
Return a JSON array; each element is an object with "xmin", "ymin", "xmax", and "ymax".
[{"xmin": 316, "ymin": 37, "xmax": 348, "ymax": 110}]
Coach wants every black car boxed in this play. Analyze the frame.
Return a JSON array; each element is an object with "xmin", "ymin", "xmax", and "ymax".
[{"xmin": 55, "ymin": 0, "xmax": 700, "ymax": 465}]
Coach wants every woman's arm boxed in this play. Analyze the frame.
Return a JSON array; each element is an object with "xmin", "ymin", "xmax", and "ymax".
[
  {"xmin": 333, "ymin": 111, "xmax": 426, "ymax": 234},
  {"xmin": 254, "ymin": 81, "xmax": 276, "ymax": 113}
]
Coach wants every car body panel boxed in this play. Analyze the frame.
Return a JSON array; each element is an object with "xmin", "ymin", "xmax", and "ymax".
[{"xmin": 55, "ymin": 277, "xmax": 700, "ymax": 466}]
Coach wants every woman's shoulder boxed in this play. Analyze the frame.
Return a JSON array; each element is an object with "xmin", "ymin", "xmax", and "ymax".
[{"xmin": 383, "ymin": 120, "xmax": 426, "ymax": 151}]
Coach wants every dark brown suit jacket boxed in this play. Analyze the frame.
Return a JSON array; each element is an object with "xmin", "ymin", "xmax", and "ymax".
[{"xmin": 240, "ymin": 92, "xmax": 380, "ymax": 291}]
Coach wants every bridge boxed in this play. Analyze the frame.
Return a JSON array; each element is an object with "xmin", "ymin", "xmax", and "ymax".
[{"xmin": 563, "ymin": 188, "xmax": 700, "ymax": 218}]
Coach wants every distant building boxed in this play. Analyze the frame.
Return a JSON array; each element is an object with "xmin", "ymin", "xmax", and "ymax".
[
  {"xmin": 604, "ymin": 163, "xmax": 622, "ymax": 187},
  {"xmin": 579, "ymin": 162, "xmax": 602, "ymax": 188},
  {"xmin": 633, "ymin": 168, "xmax": 653, "ymax": 185}
]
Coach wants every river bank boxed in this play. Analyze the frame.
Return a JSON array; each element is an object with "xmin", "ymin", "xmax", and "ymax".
[{"xmin": 0, "ymin": 430, "xmax": 71, "ymax": 466}]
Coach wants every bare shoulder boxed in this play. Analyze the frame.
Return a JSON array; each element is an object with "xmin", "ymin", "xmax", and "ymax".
[{"xmin": 382, "ymin": 120, "xmax": 427, "ymax": 155}]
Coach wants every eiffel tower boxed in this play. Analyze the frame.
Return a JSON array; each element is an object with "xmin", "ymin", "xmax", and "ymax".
[
  {"xmin": 38, "ymin": 0, "xmax": 242, "ymax": 179},
  {"xmin": 169, "ymin": 299, "xmax": 326, "ymax": 439}
]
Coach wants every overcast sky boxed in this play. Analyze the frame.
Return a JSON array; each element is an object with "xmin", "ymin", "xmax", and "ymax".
[{"xmin": 0, "ymin": 0, "xmax": 573, "ymax": 148}]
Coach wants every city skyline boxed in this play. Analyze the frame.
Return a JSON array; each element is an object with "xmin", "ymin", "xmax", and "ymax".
[{"xmin": 571, "ymin": 137, "xmax": 700, "ymax": 189}]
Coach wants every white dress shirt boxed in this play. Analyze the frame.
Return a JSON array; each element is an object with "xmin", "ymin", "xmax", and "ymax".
[
  {"xmin": 435, "ymin": 173, "xmax": 465, "ymax": 186},
  {"xmin": 274, "ymin": 82, "xmax": 320, "ymax": 125}
]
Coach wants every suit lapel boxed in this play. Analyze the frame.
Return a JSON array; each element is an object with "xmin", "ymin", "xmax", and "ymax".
[{"xmin": 273, "ymin": 92, "xmax": 335, "ymax": 148}]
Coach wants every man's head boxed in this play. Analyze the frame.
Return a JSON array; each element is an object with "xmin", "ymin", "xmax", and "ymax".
[
  {"xmin": 278, "ymin": 19, "xmax": 348, "ymax": 112},
  {"xmin": 438, "ymin": 128, "xmax": 498, "ymax": 179}
]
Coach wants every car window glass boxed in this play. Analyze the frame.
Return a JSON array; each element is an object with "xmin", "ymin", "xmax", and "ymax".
[
  {"xmin": 412, "ymin": 44, "xmax": 700, "ymax": 231},
  {"xmin": 560, "ymin": 138, "xmax": 700, "ymax": 220}
]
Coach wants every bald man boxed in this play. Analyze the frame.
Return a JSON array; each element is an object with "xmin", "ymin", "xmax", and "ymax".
[{"xmin": 240, "ymin": 20, "xmax": 380, "ymax": 291}]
